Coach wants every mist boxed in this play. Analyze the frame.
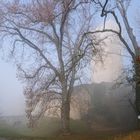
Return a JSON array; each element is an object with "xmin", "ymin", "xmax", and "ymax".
[
  {"xmin": 0, "ymin": 0, "xmax": 139, "ymax": 140},
  {"xmin": 0, "ymin": 21, "xmax": 137, "ymax": 135},
  {"xmin": 0, "ymin": 59, "xmax": 25, "ymax": 116}
]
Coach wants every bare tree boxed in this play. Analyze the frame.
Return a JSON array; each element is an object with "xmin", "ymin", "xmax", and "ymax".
[
  {"xmin": 88, "ymin": 0, "xmax": 140, "ymax": 127},
  {"xmin": 0, "ymin": 0, "xmax": 97, "ymax": 133}
]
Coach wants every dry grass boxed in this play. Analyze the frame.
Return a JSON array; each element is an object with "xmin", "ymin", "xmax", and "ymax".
[
  {"xmin": 45, "ymin": 131, "xmax": 140, "ymax": 140},
  {"xmin": 110, "ymin": 131, "xmax": 140, "ymax": 140}
]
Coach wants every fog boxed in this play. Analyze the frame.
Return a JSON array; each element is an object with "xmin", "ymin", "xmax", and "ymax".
[
  {"xmin": 0, "ymin": 59, "xmax": 25, "ymax": 116},
  {"xmin": 0, "ymin": 21, "xmax": 135, "ymax": 122},
  {"xmin": 0, "ymin": 21, "xmax": 136, "ymax": 134}
]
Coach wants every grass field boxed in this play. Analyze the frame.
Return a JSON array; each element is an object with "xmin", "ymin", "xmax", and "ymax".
[
  {"xmin": 0, "ymin": 118, "xmax": 140, "ymax": 140},
  {"xmin": 0, "ymin": 131, "xmax": 140, "ymax": 140},
  {"xmin": 0, "ymin": 118, "xmax": 90, "ymax": 138}
]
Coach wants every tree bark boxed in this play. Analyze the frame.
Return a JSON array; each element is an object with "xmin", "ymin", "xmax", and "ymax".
[
  {"xmin": 61, "ymin": 97, "xmax": 70, "ymax": 134},
  {"xmin": 135, "ymin": 60, "xmax": 140, "ymax": 128},
  {"xmin": 60, "ymin": 78, "xmax": 71, "ymax": 134}
]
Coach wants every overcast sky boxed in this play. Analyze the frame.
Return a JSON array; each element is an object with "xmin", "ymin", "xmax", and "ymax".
[{"xmin": 0, "ymin": 59, "xmax": 25, "ymax": 116}]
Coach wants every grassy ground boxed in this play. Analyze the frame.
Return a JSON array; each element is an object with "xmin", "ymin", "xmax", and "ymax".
[
  {"xmin": 0, "ymin": 118, "xmax": 90, "ymax": 138},
  {"xmin": 0, "ymin": 118, "xmax": 140, "ymax": 140},
  {"xmin": 0, "ymin": 131, "xmax": 140, "ymax": 140}
]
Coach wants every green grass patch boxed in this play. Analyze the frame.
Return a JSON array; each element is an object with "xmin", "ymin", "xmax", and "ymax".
[
  {"xmin": 0, "ymin": 118, "xmax": 139, "ymax": 140},
  {"xmin": 70, "ymin": 119, "xmax": 89, "ymax": 134},
  {"xmin": 0, "ymin": 118, "xmax": 89, "ymax": 138}
]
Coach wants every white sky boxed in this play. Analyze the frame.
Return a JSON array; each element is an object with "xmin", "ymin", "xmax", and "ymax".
[{"xmin": 0, "ymin": 59, "xmax": 25, "ymax": 116}]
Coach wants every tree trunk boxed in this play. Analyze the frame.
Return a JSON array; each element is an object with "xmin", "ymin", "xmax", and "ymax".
[
  {"xmin": 59, "ymin": 74, "xmax": 71, "ymax": 134},
  {"xmin": 136, "ymin": 83, "xmax": 140, "ymax": 128},
  {"xmin": 61, "ymin": 98, "xmax": 70, "ymax": 134},
  {"xmin": 135, "ymin": 60, "xmax": 140, "ymax": 128}
]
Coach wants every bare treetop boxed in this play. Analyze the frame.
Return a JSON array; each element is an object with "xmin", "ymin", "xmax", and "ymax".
[{"xmin": 0, "ymin": 0, "xmax": 98, "ymax": 132}]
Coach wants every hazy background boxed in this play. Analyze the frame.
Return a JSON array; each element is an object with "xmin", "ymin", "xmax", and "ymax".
[
  {"xmin": 0, "ymin": 59, "xmax": 25, "ymax": 116},
  {"xmin": 0, "ymin": 0, "xmax": 139, "ymax": 117}
]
